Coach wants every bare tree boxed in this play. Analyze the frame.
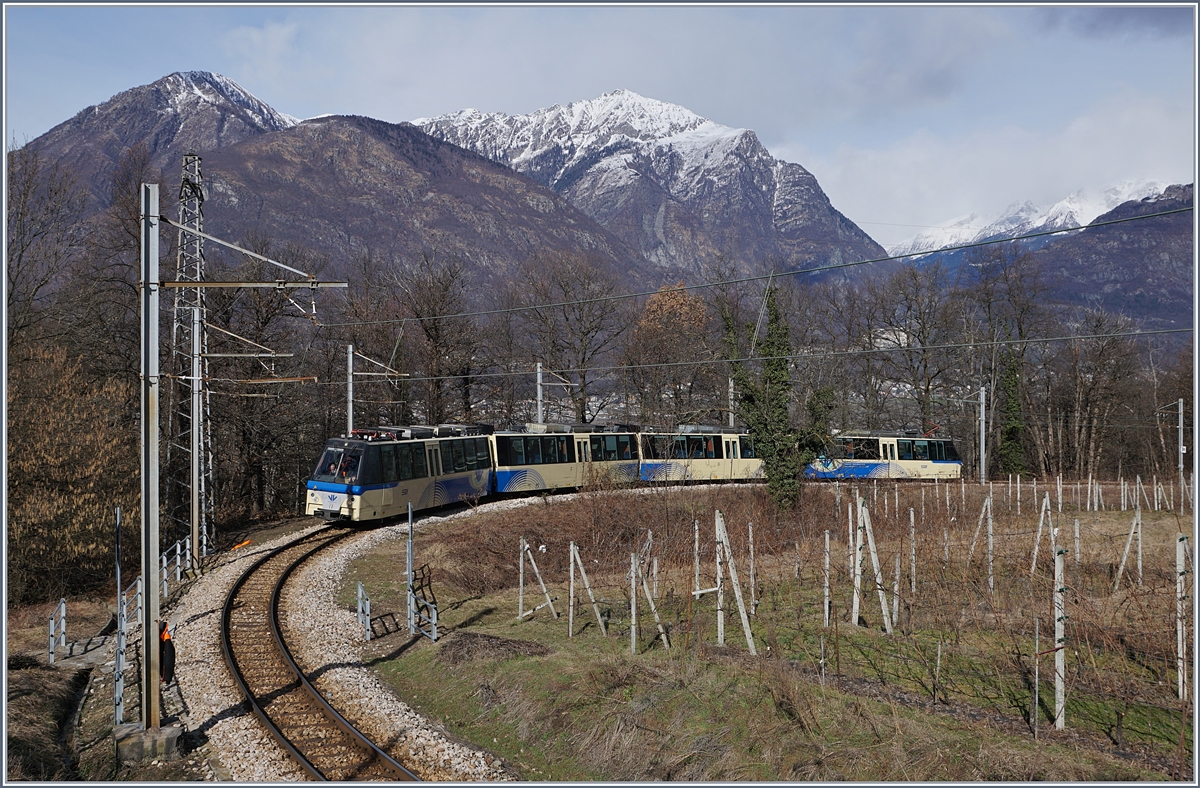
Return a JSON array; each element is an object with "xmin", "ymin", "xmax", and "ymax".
[{"xmin": 514, "ymin": 251, "xmax": 629, "ymax": 423}]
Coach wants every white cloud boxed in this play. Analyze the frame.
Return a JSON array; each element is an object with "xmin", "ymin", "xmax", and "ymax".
[{"xmin": 786, "ymin": 89, "xmax": 1194, "ymax": 248}]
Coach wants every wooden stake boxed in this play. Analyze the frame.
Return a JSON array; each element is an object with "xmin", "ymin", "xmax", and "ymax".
[
  {"xmin": 861, "ymin": 506, "xmax": 893, "ymax": 634},
  {"xmin": 715, "ymin": 511, "xmax": 757, "ymax": 655},
  {"xmin": 570, "ymin": 542, "xmax": 607, "ymax": 636},
  {"xmin": 1114, "ymin": 509, "xmax": 1140, "ymax": 593},
  {"xmin": 1073, "ymin": 518, "xmax": 1080, "ymax": 567},
  {"xmin": 892, "ymin": 552, "xmax": 901, "ymax": 631},
  {"xmin": 1178, "ymin": 535, "xmax": 1189, "ymax": 701},
  {"xmin": 748, "ymin": 521, "xmax": 757, "ymax": 617},
  {"xmin": 520, "ymin": 540, "xmax": 558, "ymax": 619},
  {"xmin": 637, "ymin": 560, "xmax": 670, "ymax": 650}
]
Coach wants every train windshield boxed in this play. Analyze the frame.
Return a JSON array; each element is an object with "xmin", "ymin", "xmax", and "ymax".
[{"xmin": 312, "ymin": 445, "xmax": 364, "ymax": 483}]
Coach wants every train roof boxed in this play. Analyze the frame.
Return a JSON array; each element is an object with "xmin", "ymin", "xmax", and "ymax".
[{"xmin": 831, "ymin": 429, "xmax": 957, "ymax": 440}]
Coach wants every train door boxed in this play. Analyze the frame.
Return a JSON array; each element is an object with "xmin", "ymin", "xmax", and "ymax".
[
  {"xmin": 725, "ymin": 438, "xmax": 735, "ymax": 478},
  {"xmin": 576, "ymin": 437, "xmax": 589, "ymax": 486},
  {"xmin": 427, "ymin": 446, "xmax": 441, "ymax": 477}
]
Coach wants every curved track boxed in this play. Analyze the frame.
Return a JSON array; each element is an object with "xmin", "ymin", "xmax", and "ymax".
[{"xmin": 221, "ymin": 526, "xmax": 420, "ymax": 781}]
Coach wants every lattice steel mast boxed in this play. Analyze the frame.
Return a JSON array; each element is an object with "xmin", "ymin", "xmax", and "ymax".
[{"xmin": 164, "ymin": 153, "xmax": 215, "ymax": 559}]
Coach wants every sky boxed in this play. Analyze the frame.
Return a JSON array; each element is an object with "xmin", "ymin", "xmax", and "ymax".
[{"xmin": 3, "ymin": 3, "xmax": 1196, "ymax": 248}]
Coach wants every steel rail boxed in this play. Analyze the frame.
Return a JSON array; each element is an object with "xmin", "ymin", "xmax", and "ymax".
[
  {"xmin": 219, "ymin": 526, "xmax": 420, "ymax": 781},
  {"xmin": 271, "ymin": 535, "xmax": 419, "ymax": 781}
]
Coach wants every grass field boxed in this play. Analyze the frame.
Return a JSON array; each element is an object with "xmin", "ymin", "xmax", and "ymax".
[{"xmin": 343, "ymin": 480, "xmax": 1194, "ymax": 781}]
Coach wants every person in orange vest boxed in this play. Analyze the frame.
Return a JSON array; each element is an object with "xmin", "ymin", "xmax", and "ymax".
[{"xmin": 159, "ymin": 621, "xmax": 176, "ymax": 685}]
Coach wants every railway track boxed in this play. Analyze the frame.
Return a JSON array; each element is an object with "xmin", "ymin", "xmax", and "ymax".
[{"xmin": 221, "ymin": 525, "xmax": 420, "ymax": 781}]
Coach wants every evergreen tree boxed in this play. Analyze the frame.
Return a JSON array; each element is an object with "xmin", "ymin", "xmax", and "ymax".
[
  {"xmin": 996, "ymin": 352, "xmax": 1028, "ymax": 474},
  {"xmin": 726, "ymin": 288, "xmax": 800, "ymax": 508}
]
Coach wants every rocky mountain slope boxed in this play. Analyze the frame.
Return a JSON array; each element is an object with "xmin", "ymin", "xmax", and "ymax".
[
  {"xmin": 1031, "ymin": 183, "xmax": 1193, "ymax": 331},
  {"xmin": 416, "ymin": 90, "xmax": 887, "ymax": 281},
  {"xmin": 24, "ymin": 71, "xmax": 298, "ymax": 206},
  {"xmin": 20, "ymin": 73, "xmax": 644, "ymax": 287}
]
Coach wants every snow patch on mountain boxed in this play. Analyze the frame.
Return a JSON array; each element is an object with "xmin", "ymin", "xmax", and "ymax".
[
  {"xmin": 889, "ymin": 180, "xmax": 1171, "ymax": 257},
  {"xmin": 161, "ymin": 71, "xmax": 298, "ymax": 131}
]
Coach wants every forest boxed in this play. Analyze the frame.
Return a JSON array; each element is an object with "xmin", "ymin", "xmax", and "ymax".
[{"xmin": 6, "ymin": 143, "xmax": 1193, "ymax": 604}]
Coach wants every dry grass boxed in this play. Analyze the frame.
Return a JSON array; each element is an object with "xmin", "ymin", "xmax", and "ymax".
[
  {"xmin": 355, "ymin": 479, "xmax": 1192, "ymax": 780},
  {"xmin": 5, "ymin": 657, "xmax": 87, "ymax": 780}
]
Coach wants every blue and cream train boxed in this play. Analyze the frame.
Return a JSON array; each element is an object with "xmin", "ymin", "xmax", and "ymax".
[
  {"xmin": 305, "ymin": 424, "xmax": 763, "ymax": 523},
  {"xmin": 804, "ymin": 431, "xmax": 962, "ymax": 480}
]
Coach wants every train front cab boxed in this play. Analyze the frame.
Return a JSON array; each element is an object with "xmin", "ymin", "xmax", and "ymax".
[
  {"xmin": 639, "ymin": 428, "xmax": 762, "ymax": 482},
  {"xmin": 306, "ymin": 428, "xmax": 493, "ymax": 522}
]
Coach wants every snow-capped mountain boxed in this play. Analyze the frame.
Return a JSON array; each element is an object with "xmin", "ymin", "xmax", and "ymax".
[
  {"xmin": 889, "ymin": 181, "xmax": 1172, "ymax": 258},
  {"xmin": 417, "ymin": 90, "xmax": 886, "ymax": 277},
  {"xmin": 29, "ymin": 71, "xmax": 298, "ymax": 205}
]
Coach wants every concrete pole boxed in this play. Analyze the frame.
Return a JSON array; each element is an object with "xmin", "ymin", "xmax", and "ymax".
[
  {"xmin": 1179, "ymin": 398, "xmax": 1185, "ymax": 513},
  {"xmin": 346, "ymin": 344, "xmax": 354, "ymax": 435},
  {"xmin": 979, "ymin": 386, "xmax": 987, "ymax": 485},
  {"xmin": 728, "ymin": 377, "xmax": 735, "ymax": 428},
  {"xmin": 139, "ymin": 183, "xmax": 162, "ymax": 730}
]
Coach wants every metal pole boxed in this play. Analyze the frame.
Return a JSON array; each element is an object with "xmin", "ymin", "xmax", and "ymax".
[
  {"xmin": 190, "ymin": 307, "xmax": 202, "ymax": 567},
  {"xmin": 140, "ymin": 183, "xmax": 162, "ymax": 730},
  {"xmin": 979, "ymin": 386, "xmax": 987, "ymax": 485},
  {"xmin": 347, "ymin": 344, "xmax": 354, "ymax": 435},
  {"xmin": 536, "ymin": 362, "xmax": 544, "ymax": 424}
]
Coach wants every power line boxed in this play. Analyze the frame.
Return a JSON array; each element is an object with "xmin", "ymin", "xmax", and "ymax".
[
  {"xmin": 311, "ymin": 326, "xmax": 1191, "ymax": 385},
  {"xmin": 315, "ymin": 206, "xmax": 1193, "ymax": 329}
]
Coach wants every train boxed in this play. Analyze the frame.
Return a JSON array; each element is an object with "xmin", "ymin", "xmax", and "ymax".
[
  {"xmin": 305, "ymin": 423, "xmax": 761, "ymax": 523},
  {"xmin": 804, "ymin": 430, "xmax": 962, "ymax": 480},
  {"xmin": 305, "ymin": 424, "xmax": 962, "ymax": 523}
]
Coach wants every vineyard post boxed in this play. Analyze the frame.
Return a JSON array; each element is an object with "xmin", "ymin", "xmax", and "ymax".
[
  {"xmin": 823, "ymin": 530, "xmax": 831, "ymax": 628},
  {"xmin": 851, "ymin": 499, "xmax": 864, "ymax": 626},
  {"xmin": 987, "ymin": 494, "xmax": 995, "ymax": 596},
  {"xmin": 1177, "ymin": 535, "xmax": 1189, "ymax": 700},
  {"xmin": 909, "ymin": 508, "xmax": 917, "ymax": 596},
  {"xmin": 693, "ymin": 519, "xmax": 700, "ymax": 595},
  {"xmin": 892, "ymin": 552, "xmax": 901, "ymax": 631},
  {"xmin": 517, "ymin": 536, "xmax": 525, "ymax": 619},
  {"xmin": 748, "ymin": 521, "xmax": 756, "ymax": 616},
  {"xmin": 1054, "ymin": 547, "xmax": 1067, "ymax": 730},
  {"xmin": 1073, "ymin": 518, "xmax": 1080, "ymax": 567},
  {"xmin": 568, "ymin": 542, "xmax": 575, "ymax": 637},
  {"xmin": 630, "ymin": 553, "xmax": 637, "ymax": 654}
]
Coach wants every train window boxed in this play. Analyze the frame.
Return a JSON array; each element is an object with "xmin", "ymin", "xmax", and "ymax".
[
  {"xmin": 396, "ymin": 444, "xmax": 412, "ymax": 481},
  {"xmin": 527, "ymin": 437, "xmax": 543, "ymax": 464},
  {"xmin": 381, "ymin": 445, "xmax": 398, "ymax": 482},
  {"xmin": 451, "ymin": 440, "xmax": 467, "ymax": 473},
  {"xmin": 930, "ymin": 441, "xmax": 943, "ymax": 461},
  {"xmin": 313, "ymin": 446, "xmax": 345, "ymax": 481},
  {"xmin": 913, "ymin": 440, "xmax": 929, "ymax": 461},
  {"xmin": 359, "ymin": 447, "xmax": 382, "ymax": 485},
  {"xmin": 944, "ymin": 442, "xmax": 960, "ymax": 461},
  {"xmin": 616, "ymin": 435, "xmax": 634, "ymax": 460},
  {"xmin": 540, "ymin": 436, "xmax": 556, "ymax": 464},
  {"xmin": 589, "ymin": 436, "xmax": 603, "ymax": 461},
  {"xmin": 897, "ymin": 440, "xmax": 913, "ymax": 460},
  {"xmin": 740, "ymin": 437, "xmax": 756, "ymax": 458},
  {"xmin": 604, "ymin": 435, "xmax": 618, "ymax": 461},
  {"xmin": 412, "ymin": 445, "xmax": 428, "ymax": 478},
  {"xmin": 510, "ymin": 437, "xmax": 526, "ymax": 465},
  {"xmin": 464, "ymin": 439, "xmax": 478, "ymax": 471},
  {"xmin": 478, "ymin": 438, "xmax": 492, "ymax": 467}
]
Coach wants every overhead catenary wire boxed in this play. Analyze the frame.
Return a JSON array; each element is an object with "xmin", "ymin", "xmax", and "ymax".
[
  {"xmin": 306, "ymin": 325, "xmax": 1191, "ymax": 386},
  {"xmin": 313, "ymin": 206, "xmax": 1194, "ymax": 329}
]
